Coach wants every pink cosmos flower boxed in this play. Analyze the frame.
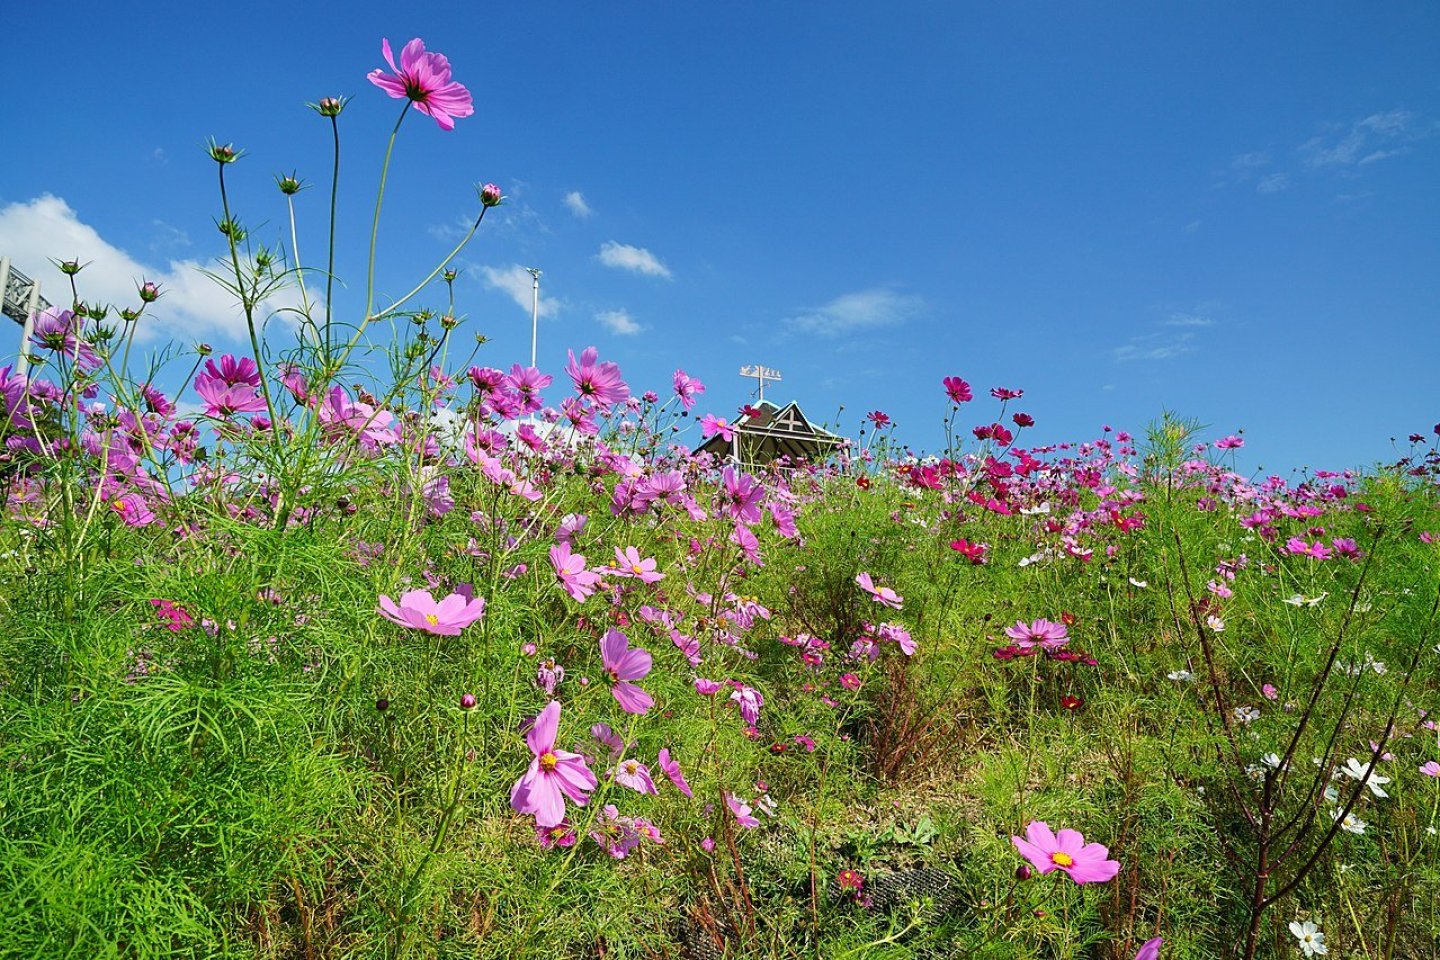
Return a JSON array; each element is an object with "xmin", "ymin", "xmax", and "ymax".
[
  {"xmin": 367, "ymin": 38, "xmax": 474, "ymax": 131},
  {"xmin": 566, "ymin": 346, "xmax": 630, "ymax": 409},
  {"xmin": 1005, "ymin": 618, "xmax": 1069, "ymax": 651},
  {"xmin": 701, "ymin": 413, "xmax": 734, "ymax": 442},
  {"xmin": 510, "ymin": 701, "xmax": 598, "ymax": 827},
  {"xmin": 855, "ymin": 572, "xmax": 903, "ymax": 610},
  {"xmin": 1215, "ymin": 435, "xmax": 1244, "ymax": 450},
  {"xmin": 550, "ymin": 542, "xmax": 602, "ymax": 603},
  {"xmin": 612, "ymin": 757, "xmax": 658, "ymax": 795},
  {"xmin": 601, "ymin": 628, "xmax": 654, "ymax": 714},
  {"xmin": 1135, "ymin": 939, "xmax": 1162, "ymax": 960},
  {"xmin": 203, "ymin": 354, "xmax": 260, "ymax": 387},
  {"xmin": 193, "ymin": 375, "xmax": 267, "ymax": 418},
  {"xmin": 377, "ymin": 588, "xmax": 486, "ymax": 635},
  {"xmin": 719, "ymin": 467, "xmax": 765, "ymax": 524},
  {"xmin": 30, "ymin": 307, "xmax": 100, "ymax": 370},
  {"xmin": 1421, "ymin": 761, "xmax": 1440, "ymax": 778},
  {"xmin": 610, "ymin": 545, "xmax": 664, "ymax": 583},
  {"xmin": 673, "ymin": 369, "xmax": 705, "ymax": 410},
  {"xmin": 730, "ymin": 684, "xmax": 764, "ymax": 726},
  {"xmin": 110, "ymin": 492, "xmax": 157, "ymax": 527},
  {"xmin": 1011, "ymin": 821, "xmax": 1120, "ymax": 884},
  {"xmin": 725, "ymin": 792, "xmax": 760, "ymax": 829},
  {"xmin": 694, "ymin": 677, "xmax": 723, "ymax": 696},
  {"xmin": 943, "ymin": 376, "xmax": 973, "ymax": 405},
  {"xmin": 657, "ymin": 748, "xmax": 693, "ymax": 797}
]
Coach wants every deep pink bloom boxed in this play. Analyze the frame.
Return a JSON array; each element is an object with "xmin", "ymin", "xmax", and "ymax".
[
  {"xmin": 855, "ymin": 572, "xmax": 903, "ymax": 609},
  {"xmin": 110, "ymin": 492, "xmax": 157, "ymax": 527},
  {"xmin": 657, "ymin": 747, "xmax": 693, "ymax": 797},
  {"xmin": 30, "ymin": 307, "xmax": 100, "ymax": 370},
  {"xmin": 367, "ymin": 38, "xmax": 474, "ymax": 131},
  {"xmin": 601, "ymin": 628, "xmax": 653, "ymax": 714},
  {"xmin": 510, "ymin": 701, "xmax": 598, "ymax": 827},
  {"xmin": 377, "ymin": 588, "xmax": 486, "ymax": 635},
  {"xmin": 1011, "ymin": 821, "xmax": 1120, "ymax": 884},
  {"xmin": 942, "ymin": 376, "xmax": 973, "ymax": 405},
  {"xmin": 1421, "ymin": 761, "xmax": 1440, "ymax": 778},
  {"xmin": 950, "ymin": 538, "xmax": 988, "ymax": 565},
  {"xmin": 719, "ymin": 467, "xmax": 765, "ymax": 524},
  {"xmin": 203, "ymin": 354, "xmax": 260, "ymax": 388},
  {"xmin": 1215, "ymin": 435, "xmax": 1244, "ymax": 450},
  {"xmin": 550, "ymin": 542, "xmax": 602, "ymax": 603},
  {"xmin": 1135, "ymin": 938, "xmax": 1162, "ymax": 960},
  {"xmin": 193, "ymin": 375, "xmax": 267, "ymax": 417},
  {"xmin": 1005, "ymin": 618, "xmax": 1069, "ymax": 651},
  {"xmin": 866, "ymin": 410, "xmax": 891, "ymax": 428}
]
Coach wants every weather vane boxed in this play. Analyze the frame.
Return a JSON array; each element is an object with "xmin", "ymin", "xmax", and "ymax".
[{"xmin": 738, "ymin": 364, "xmax": 782, "ymax": 402}]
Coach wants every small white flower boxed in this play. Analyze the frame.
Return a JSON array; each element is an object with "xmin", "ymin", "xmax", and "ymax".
[
  {"xmin": 1283, "ymin": 593, "xmax": 1328, "ymax": 607},
  {"xmin": 1332, "ymin": 810, "xmax": 1367, "ymax": 834},
  {"xmin": 1168, "ymin": 669, "xmax": 1195, "ymax": 682},
  {"xmin": 1340, "ymin": 757, "xmax": 1391, "ymax": 799},
  {"xmin": 1289, "ymin": 920, "xmax": 1328, "ymax": 957},
  {"xmin": 1262, "ymin": 752, "xmax": 1285, "ymax": 771},
  {"xmin": 1235, "ymin": 706, "xmax": 1261, "ymax": 724},
  {"xmin": 1020, "ymin": 502, "xmax": 1051, "ymax": 516},
  {"xmin": 1129, "ymin": 578, "xmax": 1149, "ymax": 588},
  {"xmin": 1207, "ymin": 615, "xmax": 1226, "ymax": 633}
]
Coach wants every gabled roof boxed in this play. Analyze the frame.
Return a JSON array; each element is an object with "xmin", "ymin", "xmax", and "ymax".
[{"xmin": 696, "ymin": 399, "xmax": 848, "ymax": 464}]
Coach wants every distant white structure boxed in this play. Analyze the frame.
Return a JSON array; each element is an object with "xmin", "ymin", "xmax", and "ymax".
[
  {"xmin": 1, "ymin": 256, "xmax": 51, "ymax": 378},
  {"xmin": 739, "ymin": 363, "xmax": 782, "ymax": 402},
  {"xmin": 524, "ymin": 267, "xmax": 542, "ymax": 368}
]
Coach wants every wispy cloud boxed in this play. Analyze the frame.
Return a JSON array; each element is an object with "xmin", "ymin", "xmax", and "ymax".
[
  {"xmin": 595, "ymin": 308, "xmax": 641, "ymax": 335},
  {"xmin": 0, "ymin": 194, "xmax": 302, "ymax": 343},
  {"xmin": 1112, "ymin": 332, "xmax": 1198, "ymax": 362},
  {"xmin": 1162, "ymin": 312, "xmax": 1214, "ymax": 328},
  {"xmin": 1230, "ymin": 151, "xmax": 1271, "ymax": 170},
  {"xmin": 1256, "ymin": 172, "xmax": 1290, "ymax": 194},
  {"xmin": 481, "ymin": 264, "xmax": 559, "ymax": 317},
  {"xmin": 597, "ymin": 241, "xmax": 672, "ymax": 279},
  {"xmin": 783, "ymin": 288, "xmax": 922, "ymax": 336},
  {"xmin": 1299, "ymin": 110, "xmax": 1428, "ymax": 169},
  {"xmin": 564, "ymin": 191, "xmax": 593, "ymax": 218}
]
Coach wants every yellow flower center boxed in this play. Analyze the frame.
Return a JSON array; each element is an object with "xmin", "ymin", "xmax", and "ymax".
[
  {"xmin": 112, "ymin": 499, "xmax": 127, "ymax": 512},
  {"xmin": 1051, "ymin": 852, "xmax": 1075, "ymax": 868},
  {"xmin": 424, "ymin": 614, "xmax": 439, "ymax": 626},
  {"xmin": 540, "ymin": 751, "xmax": 558, "ymax": 771},
  {"xmin": 631, "ymin": 564, "xmax": 645, "ymax": 574}
]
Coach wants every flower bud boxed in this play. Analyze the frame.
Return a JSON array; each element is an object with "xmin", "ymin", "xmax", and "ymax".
[
  {"xmin": 442, "ymin": 269, "xmax": 458, "ymax": 282},
  {"xmin": 479, "ymin": 183, "xmax": 503, "ymax": 207},
  {"xmin": 208, "ymin": 141, "xmax": 239, "ymax": 164},
  {"xmin": 138, "ymin": 281, "xmax": 160, "ymax": 303},
  {"xmin": 276, "ymin": 173, "xmax": 303, "ymax": 195},
  {"xmin": 376, "ymin": 697, "xmax": 390, "ymax": 712},
  {"xmin": 88, "ymin": 303, "xmax": 109, "ymax": 321},
  {"xmin": 55, "ymin": 258, "xmax": 85, "ymax": 275},
  {"xmin": 440, "ymin": 314, "xmax": 459, "ymax": 331},
  {"xmin": 1015, "ymin": 864, "xmax": 1032, "ymax": 881},
  {"xmin": 312, "ymin": 96, "xmax": 347, "ymax": 117},
  {"xmin": 119, "ymin": 308, "xmax": 140, "ymax": 322},
  {"xmin": 197, "ymin": 343, "xmax": 213, "ymax": 357},
  {"xmin": 460, "ymin": 693, "xmax": 477, "ymax": 710}
]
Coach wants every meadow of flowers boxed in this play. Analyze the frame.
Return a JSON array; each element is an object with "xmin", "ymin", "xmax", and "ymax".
[{"xmin": 2, "ymin": 37, "xmax": 1439, "ymax": 960}]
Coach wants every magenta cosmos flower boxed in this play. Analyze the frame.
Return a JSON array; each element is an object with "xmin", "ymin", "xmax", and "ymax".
[
  {"xmin": 855, "ymin": 572, "xmax": 903, "ymax": 609},
  {"xmin": 377, "ymin": 588, "xmax": 485, "ymax": 635},
  {"xmin": 565, "ymin": 346, "xmax": 630, "ymax": 409},
  {"xmin": 601, "ymin": 628, "xmax": 653, "ymax": 714},
  {"xmin": 510, "ymin": 701, "xmax": 597, "ymax": 827},
  {"xmin": 611, "ymin": 545, "xmax": 664, "ymax": 584},
  {"xmin": 1135, "ymin": 938, "xmax": 1163, "ymax": 960},
  {"xmin": 367, "ymin": 38, "xmax": 474, "ymax": 131},
  {"xmin": 1005, "ymin": 618, "xmax": 1069, "ymax": 651},
  {"xmin": 942, "ymin": 376, "xmax": 973, "ymax": 405},
  {"xmin": 1012, "ymin": 821, "xmax": 1120, "ymax": 884}
]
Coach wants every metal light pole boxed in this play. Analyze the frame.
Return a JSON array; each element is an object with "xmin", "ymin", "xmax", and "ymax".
[{"xmin": 525, "ymin": 267, "xmax": 542, "ymax": 368}]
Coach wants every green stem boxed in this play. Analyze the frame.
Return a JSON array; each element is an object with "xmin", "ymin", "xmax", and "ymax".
[
  {"xmin": 324, "ymin": 114, "xmax": 341, "ymax": 356},
  {"xmin": 364, "ymin": 104, "xmax": 411, "ymax": 338}
]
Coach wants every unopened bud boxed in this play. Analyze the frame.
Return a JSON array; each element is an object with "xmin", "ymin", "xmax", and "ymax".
[
  {"xmin": 460, "ymin": 693, "xmax": 477, "ymax": 710},
  {"xmin": 1015, "ymin": 864, "xmax": 1032, "ymax": 881},
  {"xmin": 440, "ymin": 314, "xmax": 459, "ymax": 331},
  {"xmin": 197, "ymin": 343, "xmax": 213, "ymax": 357},
  {"xmin": 119, "ymin": 308, "xmax": 140, "ymax": 322},
  {"xmin": 56, "ymin": 258, "xmax": 85, "ymax": 276},
  {"xmin": 276, "ymin": 173, "xmax": 303, "ymax": 195},
  {"xmin": 312, "ymin": 96, "xmax": 347, "ymax": 117},
  {"xmin": 88, "ymin": 304, "xmax": 109, "ymax": 321},
  {"xmin": 479, "ymin": 183, "xmax": 503, "ymax": 207},
  {"xmin": 138, "ymin": 281, "xmax": 160, "ymax": 303},
  {"xmin": 442, "ymin": 268, "xmax": 458, "ymax": 282},
  {"xmin": 208, "ymin": 141, "xmax": 239, "ymax": 164}
]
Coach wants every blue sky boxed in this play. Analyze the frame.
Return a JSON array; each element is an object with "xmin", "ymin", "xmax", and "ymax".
[{"xmin": 3, "ymin": 2, "xmax": 1437, "ymax": 473}]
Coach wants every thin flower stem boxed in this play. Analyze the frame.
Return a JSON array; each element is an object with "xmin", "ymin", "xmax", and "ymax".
[
  {"xmin": 324, "ymin": 114, "xmax": 340, "ymax": 355},
  {"xmin": 364, "ymin": 104, "xmax": 411, "ymax": 338}
]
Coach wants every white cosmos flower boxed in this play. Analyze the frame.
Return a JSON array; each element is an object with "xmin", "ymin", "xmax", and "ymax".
[
  {"xmin": 1283, "ymin": 593, "xmax": 1328, "ymax": 607},
  {"xmin": 1235, "ymin": 706, "xmax": 1260, "ymax": 724},
  {"xmin": 1207, "ymin": 615, "xmax": 1226, "ymax": 632},
  {"xmin": 1129, "ymin": 578, "xmax": 1149, "ymax": 588},
  {"xmin": 1168, "ymin": 669, "xmax": 1195, "ymax": 682},
  {"xmin": 1332, "ymin": 810, "xmax": 1367, "ymax": 834},
  {"xmin": 1289, "ymin": 920, "xmax": 1328, "ymax": 957},
  {"xmin": 1340, "ymin": 757, "xmax": 1391, "ymax": 799}
]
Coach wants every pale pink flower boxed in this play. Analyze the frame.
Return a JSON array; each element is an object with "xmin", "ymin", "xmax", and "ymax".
[
  {"xmin": 612, "ymin": 757, "xmax": 658, "ymax": 795},
  {"xmin": 1004, "ymin": 618, "xmax": 1069, "ymax": 650},
  {"xmin": 725, "ymin": 792, "xmax": 760, "ymax": 829},
  {"xmin": 657, "ymin": 748, "xmax": 693, "ymax": 797},
  {"xmin": 855, "ymin": 572, "xmax": 903, "ymax": 610},
  {"xmin": 550, "ymin": 542, "xmax": 602, "ymax": 603},
  {"xmin": 601, "ymin": 628, "xmax": 653, "ymax": 714},
  {"xmin": 610, "ymin": 545, "xmax": 664, "ymax": 583},
  {"xmin": 510, "ymin": 701, "xmax": 597, "ymax": 827},
  {"xmin": 1421, "ymin": 761, "xmax": 1440, "ymax": 778},
  {"xmin": 377, "ymin": 588, "xmax": 485, "ymax": 635}
]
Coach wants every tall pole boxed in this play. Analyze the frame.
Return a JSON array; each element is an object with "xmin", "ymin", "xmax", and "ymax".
[{"xmin": 525, "ymin": 267, "xmax": 541, "ymax": 368}]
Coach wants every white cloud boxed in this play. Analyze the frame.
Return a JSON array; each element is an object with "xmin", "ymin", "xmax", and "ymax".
[
  {"xmin": 1163, "ymin": 313, "xmax": 1214, "ymax": 328},
  {"xmin": 595, "ymin": 308, "xmax": 641, "ymax": 336},
  {"xmin": 783, "ymin": 288, "xmax": 922, "ymax": 336},
  {"xmin": 1300, "ymin": 110, "xmax": 1426, "ymax": 168},
  {"xmin": 597, "ymin": 241, "xmax": 672, "ymax": 279},
  {"xmin": 1256, "ymin": 172, "xmax": 1290, "ymax": 194},
  {"xmin": 481, "ymin": 264, "xmax": 558, "ymax": 317},
  {"xmin": 0, "ymin": 194, "xmax": 301, "ymax": 344},
  {"xmin": 1112, "ymin": 330, "xmax": 1199, "ymax": 362},
  {"xmin": 564, "ymin": 191, "xmax": 593, "ymax": 218},
  {"xmin": 1230, "ymin": 151, "xmax": 1271, "ymax": 170}
]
